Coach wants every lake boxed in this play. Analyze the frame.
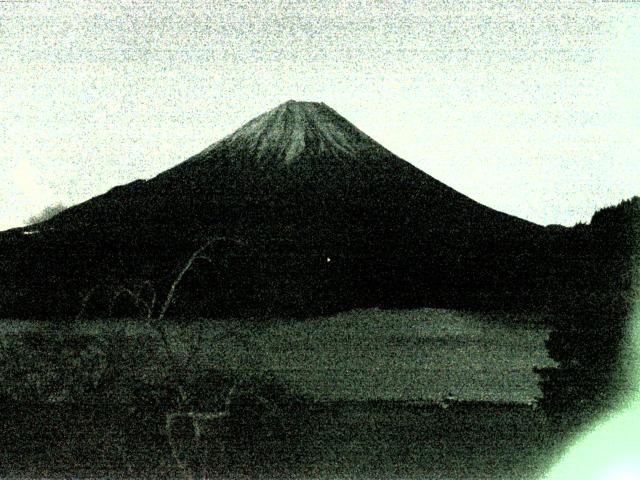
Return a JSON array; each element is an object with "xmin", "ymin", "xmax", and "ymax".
[{"xmin": 0, "ymin": 307, "xmax": 556, "ymax": 404}]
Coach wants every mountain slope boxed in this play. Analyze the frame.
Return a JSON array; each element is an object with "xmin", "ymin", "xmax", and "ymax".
[
  {"xmin": 1, "ymin": 101, "xmax": 548, "ymax": 319},
  {"xmin": 41, "ymin": 101, "xmax": 538, "ymax": 244}
]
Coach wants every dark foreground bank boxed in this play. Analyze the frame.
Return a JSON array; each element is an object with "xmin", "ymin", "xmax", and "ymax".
[{"xmin": 1, "ymin": 399, "xmax": 568, "ymax": 479}]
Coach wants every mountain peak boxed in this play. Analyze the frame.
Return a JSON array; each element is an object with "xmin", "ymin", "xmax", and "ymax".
[
  {"xmin": 276, "ymin": 99, "xmax": 329, "ymax": 114},
  {"xmin": 281, "ymin": 99, "xmax": 325, "ymax": 107},
  {"xmin": 193, "ymin": 100, "xmax": 384, "ymax": 167}
]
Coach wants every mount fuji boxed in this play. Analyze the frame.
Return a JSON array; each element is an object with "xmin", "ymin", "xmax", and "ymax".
[{"xmin": 1, "ymin": 101, "xmax": 548, "ymax": 318}]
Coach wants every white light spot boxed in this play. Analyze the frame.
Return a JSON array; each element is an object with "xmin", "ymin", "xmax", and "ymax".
[
  {"xmin": 326, "ymin": 257, "xmax": 331, "ymax": 263},
  {"xmin": 604, "ymin": 463, "xmax": 640, "ymax": 480}
]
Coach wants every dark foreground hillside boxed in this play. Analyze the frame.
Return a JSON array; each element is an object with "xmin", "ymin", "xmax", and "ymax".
[
  {"xmin": 0, "ymin": 308, "xmax": 561, "ymax": 478},
  {"xmin": 1, "ymin": 399, "xmax": 565, "ymax": 479}
]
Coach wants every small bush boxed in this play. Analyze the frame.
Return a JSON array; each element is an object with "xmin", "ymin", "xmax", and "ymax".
[{"xmin": 25, "ymin": 203, "xmax": 67, "ymax": 226}]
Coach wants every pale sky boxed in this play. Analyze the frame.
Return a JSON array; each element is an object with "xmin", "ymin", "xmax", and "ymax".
[{"xmin": 1, "ymin": 0, "xmax": 639, "ymax": 230}]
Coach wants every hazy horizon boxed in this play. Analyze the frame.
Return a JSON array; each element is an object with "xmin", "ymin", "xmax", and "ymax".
[{"xmin": 2, "ymin": 1, "xmax": 639, "ymax": 230}]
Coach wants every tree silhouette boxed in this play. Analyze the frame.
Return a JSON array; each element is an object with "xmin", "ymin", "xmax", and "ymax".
[
  {"xmin": 536, "ymin": 197, "xmax": 639, "ymax": 423},
  {"xmin": 26, "ymin": 202, "xmax": 66, "ymax": 225}
]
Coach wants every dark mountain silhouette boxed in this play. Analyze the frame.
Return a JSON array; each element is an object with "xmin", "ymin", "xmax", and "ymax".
[
  {"xmin": 0, "ymin": 101, "xmax": 631, "ymax": 320},
  {"xmin": 33, "ymin": 101, "xmax": 539, "ymax": 239}
]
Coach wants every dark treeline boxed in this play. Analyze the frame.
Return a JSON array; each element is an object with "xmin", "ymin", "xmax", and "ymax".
[
  {"xmin": 0, "ymin": 196, "xmax": 637, "ymax": 323},
  {"xmin": 536, "ymin": 197, "xmax": 639, "ymax": 421}
]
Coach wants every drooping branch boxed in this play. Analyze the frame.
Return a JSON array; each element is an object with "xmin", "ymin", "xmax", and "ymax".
[
  {"xmin": 75, "ymin": 285, "xmax": 106, "ymax": 321},
  {"xmin": 69, "ymin": 236, "xmax": 247, "ymax": 479},
  {"xmin": 157, "ymin": 242, "xmax": 211, "ymax": 324},
  {"xmin": 156, "ymin": 237, "xmax": 244, "ymax": 323},
  {"xmin": 76, "ymin": 281, "xmax": 157, "ymax": 322},
  {"xmin": 148, "ymin": 236, "xmax": 244, "ymax": 373},
  {"xmin": 109, "ymin": 286, "xmax": 148, "ymax": 318},
  {"xmin": 75, "ymin": 236, "xmax": 244, "ymax": 373},
  {"xmin": 183, "ymin": 322, "xmax": 204, "ymax": 369}
]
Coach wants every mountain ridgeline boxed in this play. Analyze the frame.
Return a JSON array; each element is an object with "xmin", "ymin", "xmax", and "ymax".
[{"xmin": 0, "ymin": 101, "xmax": 637, "ymax": 321}]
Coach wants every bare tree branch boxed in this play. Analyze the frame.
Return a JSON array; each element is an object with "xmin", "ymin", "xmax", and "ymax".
[
  {"xmin": 76, "ymin": 285, "xmax": 108, "ymax": 321},
  {"xmin": 73, "ymin": 236, "xmax": 246, "ymax": 479},
  {"xmin": 156, "ymin": 236, "xmax": 244, "ymax": 323},
  {"xmin": 149, "ymin": 237, "xmax": 244, "ymax": 368},
  {"xmin": 157, "ymin": 243, "xmax": 209, "ymax": 323},
  {"xmin": 183, "ymin": 322, "xmax": 204, "ymax": 369},
  {"xmin": 109, "ymin": 286, "xmax": 146, "ymax": 318}
]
